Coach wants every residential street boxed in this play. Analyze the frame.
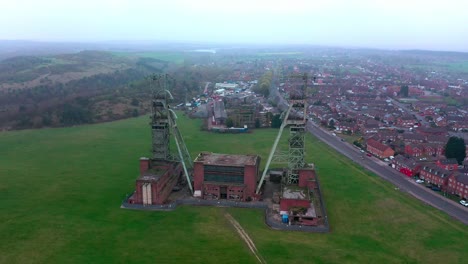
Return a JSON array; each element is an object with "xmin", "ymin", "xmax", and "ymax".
[{"xmin": 305, "ymin": 120, "xmax": 468, "ymax": 225}]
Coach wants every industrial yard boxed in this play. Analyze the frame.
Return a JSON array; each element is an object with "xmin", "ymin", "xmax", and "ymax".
[
  {"xmin": 122, "ymin": 76, "xmax": 329, "ymax": 231},
  {"xmin": 1, "ymin": 113, "xmax": 467, "ymax": 263}
]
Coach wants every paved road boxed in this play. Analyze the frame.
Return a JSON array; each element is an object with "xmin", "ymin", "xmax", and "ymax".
[
  {"xmin": 270, "ymin": 76, "xmax": 468, "ymax": 225},
  {"xmin": 305, "ymin": 120, "xmax": 468, "ymax": 225}
]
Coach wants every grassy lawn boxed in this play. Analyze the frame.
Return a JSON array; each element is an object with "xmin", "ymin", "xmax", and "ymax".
[
  {"xmin": 0, "ymin": 114, "xmax": 467, "ymax": 263},
  {"xmin": 337, "ymin": 133, "xmax": 361, "ymax": 144}
]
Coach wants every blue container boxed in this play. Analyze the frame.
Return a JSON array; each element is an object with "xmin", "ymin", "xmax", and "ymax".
[{"xmin": 282, "ymin": 214, "xmax": 289, "ymax": 223}]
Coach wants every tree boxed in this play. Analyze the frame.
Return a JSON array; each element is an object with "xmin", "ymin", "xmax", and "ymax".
[
  {"xmin": 130, "ymin": 98, "xmax": 139, "ymax": 106},
  {"xmin": 445, "ymin": 136, "xmax": 466, "ymax": 164},
  {"xmin": 225, "ymin": 117, "xmax": 234, "ymax": 128},
  {"xmin": 400, "ymin": 85, "xmax": 409, "ymax": 97},
  {"xmin": 271, "ymin": 114, "xmax": 282, "ymax": 128},
  {"xmin": 255, "ymin": 118, "xmax": 260, "ymax": 128}
]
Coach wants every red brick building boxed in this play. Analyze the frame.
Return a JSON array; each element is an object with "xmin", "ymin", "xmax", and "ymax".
[
  {"xmin": 447, "ymin": 174, "xmax": 468, "ymax": 199},
  {"xmin": 280, "ymin": 167, "xmax": 319, "ymax": 226},
  {"xmin": 397, "ymin": 115, "xmax": 416, "ymax": 127},
  {"xmin": 435, "ymin": 159, "xmax": 458, "ymax": 171},
  {"xmin": 128, "ymin": 158, "xmax": 182, "ymax": 205},
  {"xmin": 423, "ymin": 143, "xmax": 444, "ymax": 156},
  {"xmin": 392, "ymin": 156, "xmax": 421, "ymax": 177},
  {"xmin": 193, "ymin": 152, "xmax": 260, "ymax": 201},
  {"xmin": 420, "ymin": 164, "xmax": 451, "ymax": 188},
  {"xmin": 405, "ymin": 144, "xmax": 424, "ymax": 157},
  {"xmin": 366, "ymin": 138, "xmax": 395, "ymax": 158}
]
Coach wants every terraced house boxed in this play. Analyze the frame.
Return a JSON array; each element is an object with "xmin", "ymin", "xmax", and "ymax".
[
  {"xmin": 447, "ymin": 174, "xmax": 468, "ymax": 199},
  {"xmin": 419, "ymin": 164, "xmax": 452, "ymax": 189},
  {"xmin": 366, "ymin": 138, "xmax": 394, "ymax": 158}
]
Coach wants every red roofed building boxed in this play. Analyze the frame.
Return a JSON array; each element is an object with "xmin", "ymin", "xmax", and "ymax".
[
  {"xmin": 392, "ymin": 156, "xmax": 421, "ymax": 177},
  {"xmin": 447, "ymin": 174, "xmax": 468, "ymax": 199},
  {"xmin": 420, "ymin": 164, "xmax": 451, "ymax": 189},
  {"xmin": 405, "ymin": 144, "xmax": 424, "ymax": 157},
  {"xmin": 366, "ymin": 138, "xmax": 395, "ymax": 158},
  {"xmin": 435, "ymin": 159, "xmax": 458, "ymax": 171}
]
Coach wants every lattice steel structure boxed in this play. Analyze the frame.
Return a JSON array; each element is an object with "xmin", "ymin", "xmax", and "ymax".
[
  {"xmin": 256, "ymin": 73, "xmax": 308, "ymax": 193},
  {"xmin": 149, "ymin": 74, "xmax": 194, "ymax": 193}
]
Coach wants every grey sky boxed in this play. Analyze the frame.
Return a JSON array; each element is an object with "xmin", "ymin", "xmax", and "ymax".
[{"xmin": 1, "ymin": 0, "xmax": 467, "ymax": 51}]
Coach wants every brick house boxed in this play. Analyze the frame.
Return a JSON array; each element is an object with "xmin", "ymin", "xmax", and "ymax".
[
  {"xmin": 435, "ymin": 159, "xmax": 458, "ymax": 171},
  {"xmin": 447, "ymin": 174, "xmax": 468, "ymax": 199},
  {"xmin": 401, "ymin": 133, "xmax": 426, "ymax": 144},
  {"xmin": 420, "ymin": 164, "xmax": 451, "ymax": 188},
  {"xmin": 375, "ymin": 130, "xmax": 398, "ymax": 142},
  {"xmin": 361, "ymin": 123, "xmax": 379, "ymax": 134},
  {"xmin": 366, "ymin": 138, "xmax": 395, "ymax": 158},
  {"xmin": 335, "ymin": 121, "xmax": 359, "ymax": 134},
  {"xmin": 405, "ymin": 144, "xmax": 424, "ymax": 157},
  {"xmin": 392, "ymin": 155, "xmax": 421, "ymax": 177},
  {"xmin": 423, "ymin": 143, "xmax": 444, "ymax": 157},
  {"xmin": 416, "ymin": 127, "xmax": 448, "ymax": 137},
  {"xmin": 397, "ymin": 115, "xmax": 416, "ymax": 127},
  {"xmin": 452, "ymin": 121, "xmax": 468, "ymax": 132},
  {"xmin": 426, "ymin": 135, "xmax": 447, "ymax": 144}
]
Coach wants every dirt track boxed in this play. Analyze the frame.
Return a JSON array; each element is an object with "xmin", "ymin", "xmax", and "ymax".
[{"xmin": 224, "ymin": 213, "xmax": 267, "ymax": 264}]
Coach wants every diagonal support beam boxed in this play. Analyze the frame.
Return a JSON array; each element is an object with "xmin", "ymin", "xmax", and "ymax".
[
  {"xmin": 255, "ymin": 104, "xmax": 293, "ymax": 194},
  {"xmin": 169, "ymin": 110, "xmax": 194, "ymax": 194}
]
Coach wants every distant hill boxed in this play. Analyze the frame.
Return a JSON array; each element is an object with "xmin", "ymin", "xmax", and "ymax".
[{"xmin": 398, "ymin": 49, "xmax": 468, "ymax": 59}]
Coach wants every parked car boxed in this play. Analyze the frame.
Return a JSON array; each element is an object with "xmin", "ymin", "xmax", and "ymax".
[
  {"xmin": 460, "ymin": 200, "xmax": 468, "ymax": 207},
  {"xmin": 384, "ymin": 158, "xmax": 390, "ymax": 162},
  {"xmin": 366, "ymin": 153, "xmax": 372, "ymax": 157},
  {"xmin": 431, "ymin": 186, "xmax": 441, "ymax": 192},
  {"xmin": 415, "ymin": 179, "xmax": 424, "ymax": 184}
]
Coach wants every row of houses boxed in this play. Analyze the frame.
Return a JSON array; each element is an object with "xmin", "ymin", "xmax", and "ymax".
[{"xmin": 392, "ymin": 157, "xmax": 468, "ymax": 199}]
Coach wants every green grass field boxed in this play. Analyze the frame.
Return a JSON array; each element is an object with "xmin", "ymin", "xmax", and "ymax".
[{"xmin": 1, "ymin": 114, "xmax": 467, "ymax": 263}]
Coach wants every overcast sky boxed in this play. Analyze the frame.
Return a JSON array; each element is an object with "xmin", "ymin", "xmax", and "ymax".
[{"xmin": 1, "ymin": 0, "xmax": 467, "ymax": 51}]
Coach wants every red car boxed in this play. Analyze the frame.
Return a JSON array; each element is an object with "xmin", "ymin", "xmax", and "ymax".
[{"xmin": 366, "ymin": 153, "xmax": 372, "ymax": 157}]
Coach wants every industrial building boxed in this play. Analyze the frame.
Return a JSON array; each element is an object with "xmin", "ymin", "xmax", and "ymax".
[
  {"xmin": 193, "ymin": 152, "xmax": 261, "ymax": 201},
  {"xmin": 279, "ymin": 166, "xmax": 321, "ymax": 226},
  {"xmin": 127, "ymin": 74, "xmax": 193, "ymax": 205},
  {"xmin": 128, "ymin": 158, "xmax": 182, "ymax": 205}
]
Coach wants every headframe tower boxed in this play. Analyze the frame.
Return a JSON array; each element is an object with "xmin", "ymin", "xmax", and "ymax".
[
  {"xmin": 149, "ymin": 74, "xmax": 194, "ymax": 193},
  {"xmin": 256, "ymin": 73, "xmax": 309, "ymax": 193}
]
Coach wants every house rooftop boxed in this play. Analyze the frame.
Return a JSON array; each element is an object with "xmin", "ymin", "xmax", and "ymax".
[{"xmin": 439, "ymin": 158, "xmax": 458, "ymax": 165}]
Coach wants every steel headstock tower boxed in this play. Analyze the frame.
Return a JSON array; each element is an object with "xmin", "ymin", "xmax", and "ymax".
[
  {"xmin": 256, "ymin": 73, "xmax": 308, "ymax": 194},
  {"xmin": 149, "ymin": 74, "xmax": 194, "ymax": 193}
]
